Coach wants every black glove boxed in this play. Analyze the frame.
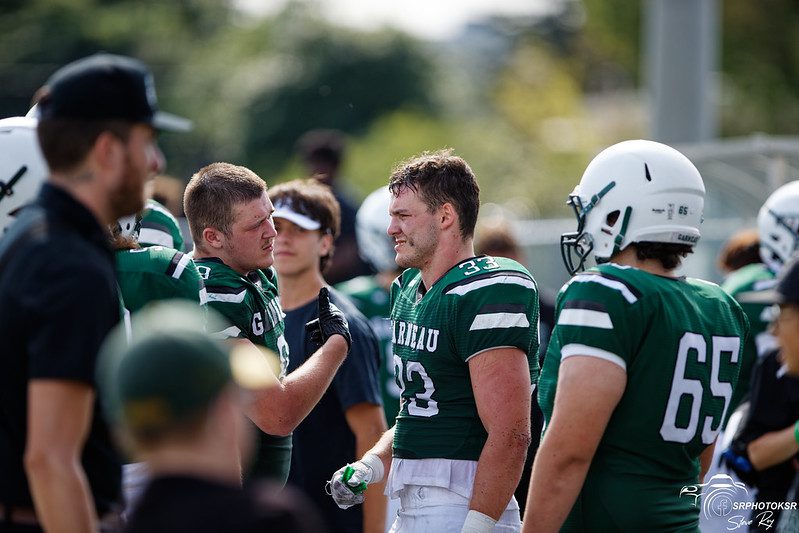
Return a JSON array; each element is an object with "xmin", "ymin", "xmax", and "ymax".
[{"xmin": 305, "ymin": 287, "xmax": 351, "ymax": 351}]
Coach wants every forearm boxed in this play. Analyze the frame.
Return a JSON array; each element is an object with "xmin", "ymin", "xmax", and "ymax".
[
  {"xmin": 25, "ymin": 453, "xmax": 97, "ymax": 533},
  {"xmin": 470, "ymin": 430, "xmax": 529, "ymax": 519},
  {"xmin": 247, "ymin": 335, "xmax": 348, "ymax": 434},
  {"xmin": 748, "ymin": 424, "xmax": 799, "ymax": 471},
  {"xmin": 365, "ymin": 425, "xmax": 395, "ymax": 476},
  {"xmin": 357, "ymin": 430, "xmax": 387, "ymax": 533},
  {"xmin": 522, "ymin": 437, "xmax": 591, "ymax": 533}
]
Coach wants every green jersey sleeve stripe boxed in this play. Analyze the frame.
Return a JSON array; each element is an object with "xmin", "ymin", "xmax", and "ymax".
[
  {"xmin": 444, "ymin": 272, "xmax": 536, "ymax": 296},
  {"xmin": 561, "ymin": 343, "xmax": 627, "ymax": 370},
  {"xmin": 469, "ymin": 312, "xmax": 531, "ymax": 331},
  {"xmin": 211, "ymin": 325, "xmax": 241, "ymax": 338},
  {"xmin": 206, "ymin": 289, "xmax": 247, "ymax": 303},
  {"xmin": 199, "ymin": 287, "xmax": 208, "ymax": 305},
  {"xmin": 171, "ymin": 253, "xmax": 192, "ymax": 279},
  {"xmin": 566, "ymin": 274, "xmax": 639, "ymax": 304},
  {"xmin": 558, "ymin": 308, "xmax": 613, "ymax": 329},
  {"xmin": 139, "ymin": 226, "xmax": 173, "ymax": 248}
]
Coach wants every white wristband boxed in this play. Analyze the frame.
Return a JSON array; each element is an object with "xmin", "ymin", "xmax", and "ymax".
[
  {"xmin": 461, "ymin": 510, "xmax": 497, "ymax": 533},
  {"xmin": 360, "ymin": 453, "xmax": 385, "ymax": 484}
]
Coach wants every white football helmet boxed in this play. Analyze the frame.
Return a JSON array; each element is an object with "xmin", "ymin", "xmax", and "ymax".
[
  {"xmin": 0, "ymin": 116, "xmax": 49, "ymax": 234},
  {"xmin": 757, "ymin": 180, "xmax": 799, "ymax": 274},
  {"xmin": 356, "ymin": 186, "xmax": 397, "ymax": 273},
  {"xmin": 561, "ymin": 140, "xmax": 705, "ymax": 274}
]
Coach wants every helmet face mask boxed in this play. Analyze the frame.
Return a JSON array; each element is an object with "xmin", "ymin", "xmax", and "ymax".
[
  {"xmin": 0, "ymin": 117, "xmax": 49, "ymax": 234},
  {"xmin": 758, "ymin": 181, "xmax": 799, "ymax": 274},
  {"xmin": 560, "ymin": 140, "xmax": 705, "ymax": 275}
]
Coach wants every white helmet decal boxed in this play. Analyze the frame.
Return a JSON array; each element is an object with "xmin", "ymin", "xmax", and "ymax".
[
  {"xmin": 561, "ymin": 140, "xmax": 705, "ymax": 275},
  {"xmin": 0, "ymin": 117, "xmax": 49, "ymax": 234},
  {"xmin": 757, "ymin": 180, "xmax": 799, "ymax": 274}
]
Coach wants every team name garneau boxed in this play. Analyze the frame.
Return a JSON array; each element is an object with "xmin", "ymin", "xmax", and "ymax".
[
  {"xmin": 252, "ymin": 298, "xmax": 282, "ymax": 336},
  {"xmin": 392, "ymin": 320, "xmax": 440, "ymax": 352}
]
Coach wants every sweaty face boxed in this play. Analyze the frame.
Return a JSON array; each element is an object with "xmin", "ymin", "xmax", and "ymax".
[
  {"xmin": 110, "ymin": 124, "xmax": 164, "ymax": 219},
  {"xmin": 387, "ymin": 187, "xmax": 439, "ymax": 270},
  {"xmin": 273, "ymin": 218, "xmax": 327, "ymax": 278},
  {"xmin": 774, "ymin": 303, "xmax": 799, "ymax": 376},
  {"xmin": 223, "ymin": 192, "xmax": 277, "ymax": 274}
]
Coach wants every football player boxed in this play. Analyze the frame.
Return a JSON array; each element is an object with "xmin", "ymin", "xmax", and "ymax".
[
  {"xmin": 328, "ymin": 150, "xmax": 540, "ymax": 533},
  {"xmin": 183, "ymin": 162, "xmax": 351, "ymax": 486},
  {"xmin": 522, "ymin": 140, "xmax": 750, "ymax": 532},
  {"xmin": 137, "ymin": 197, "xmax": 185, "ymax": 250},
  {"xmin": 722, "ymin": 181, "xmax": 799, "ymax": 408}
]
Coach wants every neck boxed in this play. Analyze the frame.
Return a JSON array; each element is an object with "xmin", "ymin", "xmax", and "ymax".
[
  {"xmin": 140, "ymin": 438, "xmax": 242, "ymax": 487},
  {"xmin": 278, "ymin": 268, "xmax": 326, "ymax": 311},
  {"xmin": 420, "ymin": 237, "xmax": 475, "ymax": 289},
  {"xmin": 48, "ymin": 174, "xmax": 113, "ymax": 226},
  {"xmin": 611, "ymin": 247, "xmax": 677, "ymax": 277}
]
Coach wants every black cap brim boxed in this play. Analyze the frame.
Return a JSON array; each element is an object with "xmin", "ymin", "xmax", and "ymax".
[{"xmin": 151, "ymin": 111, "xmax": 192, "ymax": 132}]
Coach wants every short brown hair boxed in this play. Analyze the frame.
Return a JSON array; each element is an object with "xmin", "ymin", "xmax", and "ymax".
[
  {"xmin": 388, "ymin": 149, "xmax": 480, "ymax": 239},
  {"xmin": 717, "ymin": 228, "xmax": 761, "ymax": 274},
  {"xmin": 475, "ymin": 217, "xmax": 523, "ymax": 259},
  {"xmin": 183, "ymin": 162, "xmax": 266, "ymax": 245},
  {"xmin": 269, "ymin": 178, "xmax": 341, "ymax": 272},
  {"xmin": 37, "ymin": 118, "xmax": 132, "ymax": 174}
]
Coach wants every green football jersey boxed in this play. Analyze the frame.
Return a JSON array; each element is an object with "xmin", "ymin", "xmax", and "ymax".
[
  {"xmin": 390, "ymin": 255, "xmax": 539, "ymax": 461},
  {"xmin": 539, "ymin": 264, "xmax": 749, "ymax": 532},
  {"xmin": 195, "ymin": 257, "xmax": 291, "ymax": 484},
  {"xmin": 337, "ymin": 275, "xmax": 400, "ymax": 425},
  {"xmin": 721, "ymin": 263, "xmax": 778, "ymax": 412},
  {"xmin": 115, "ymin": 246, "xmax": 206, "ymax": 314},
  {"xmin": 139, "ymin": 199, "xmax": 185, "ymax": 251}
]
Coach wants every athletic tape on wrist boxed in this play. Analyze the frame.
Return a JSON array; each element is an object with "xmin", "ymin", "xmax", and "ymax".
[
  {"xmin": 360, "ymin": 453, "xmax": 384, "ymax": 484},
  {"xmin": 461, "ymin": 510, "xmax": 497, "ymax": 533}
]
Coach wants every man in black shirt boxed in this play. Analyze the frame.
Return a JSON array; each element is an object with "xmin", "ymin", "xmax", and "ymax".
[{"xmin": 0, "ymin": 53, "xmax": 188, "ymax": 532}]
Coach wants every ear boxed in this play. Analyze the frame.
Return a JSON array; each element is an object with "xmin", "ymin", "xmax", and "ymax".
[
  {"xmin": 439, "ymin": 202, "xmax": 457, "ymax": 232},
  {"xmin": 318, "ymin": 232, "xmax": 334, "ymax": 257},
  {"xmin": 90, "ymin": 131, "xmax": 125, "ymax": 181},
  {"xmin": 202, "ymin": 227, "xmax": 225, "ymax": 250}
]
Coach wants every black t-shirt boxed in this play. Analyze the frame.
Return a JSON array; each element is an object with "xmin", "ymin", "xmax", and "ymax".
[
  {"xmin": 284, "ymin": 288, "xmax": 381, "ymax": 533},
  {"xmin": 0, "ymin": 183, "xmax": 122, "ymax": 513},
  {"xmin": 125, "ymin": 475, "xmax": 326, "ymax": 533},
  {"xmin": 739, "ymin": 349, "xmax": 799, "ymax": 500}
]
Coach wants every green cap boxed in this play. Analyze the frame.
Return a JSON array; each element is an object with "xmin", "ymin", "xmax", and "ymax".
[{"xmin": 97, "ymin": 301, "xmax": 277, "ymax": 438}]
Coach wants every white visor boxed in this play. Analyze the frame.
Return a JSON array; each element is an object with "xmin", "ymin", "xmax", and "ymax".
[{"xmin": 272, "ymin": 201, "xmax": 321, "ymax": 230}]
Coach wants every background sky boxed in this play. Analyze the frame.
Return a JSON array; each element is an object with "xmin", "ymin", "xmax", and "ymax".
[{"xmin": 233, "ymin": 0, "xmax": 555, "ymax": 40}]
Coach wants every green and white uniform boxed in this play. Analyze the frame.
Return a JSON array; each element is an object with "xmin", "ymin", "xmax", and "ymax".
[
  {"xmin": 337, "ymin": 275, "xmax": 400, "ymax": 426},
  {"xmin": 139, "ymin": 199, "xmax": 184, "ymax": 251},
  {"xmin": 195, "ymin": 257, "xmax": 291, "ymax": 484},
  {"xmin": 116, "ymin": 246, "xmax": 206, "ymax": 314},
  {"xmin": 386, "ymin": 255, "xmax": 538, "ymax": 501},
  {"xmin": 721, "ymin": 263, "xmax": 778, "ymax": 411},
  {"xmin": 539, "ymin": 263, "xmax": 749, "ymax": 532}
]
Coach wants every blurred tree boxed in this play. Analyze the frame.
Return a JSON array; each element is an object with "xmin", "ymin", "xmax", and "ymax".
[{"xmin": 239, "ymin": 3, "xmax": 436, "ymax": 177}]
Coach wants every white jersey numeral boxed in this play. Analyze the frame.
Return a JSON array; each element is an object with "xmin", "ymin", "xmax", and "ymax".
[
  {"xmin": 393, "ymin": 355, "xmax": 439, "ymax": 417},
  {"xmin": 659, "ymin": 333, "xmax": 740, "ymax": 444}
]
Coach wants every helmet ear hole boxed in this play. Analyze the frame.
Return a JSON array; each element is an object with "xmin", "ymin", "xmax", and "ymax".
[{"xmin": 606, "ymin": 210, "xmax": 620, "ymax": 227}]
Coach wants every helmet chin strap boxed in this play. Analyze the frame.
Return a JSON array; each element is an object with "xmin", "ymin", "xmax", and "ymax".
[{"xmin": 609, "ymin": 206, "xmax": 633, "ymax": 259}]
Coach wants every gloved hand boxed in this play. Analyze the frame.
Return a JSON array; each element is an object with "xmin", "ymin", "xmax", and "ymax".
[
  {"xmin": 326, "ymin": 453, "xmax": 384, "ymax": 509},
  {"xmin": 305, "ymin": 287, "xmax": 351, "ymax": 351}
]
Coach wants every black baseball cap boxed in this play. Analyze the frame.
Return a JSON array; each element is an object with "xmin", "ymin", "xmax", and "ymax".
[{"xmin": 35, "ymin": 53, "xmax": 191, "ymax": 132}]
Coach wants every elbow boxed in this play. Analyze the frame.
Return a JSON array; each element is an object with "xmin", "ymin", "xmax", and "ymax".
[
  {"xmin": 24, "ymin": 446, "xmax": 60, "ymax": 481},
  {"xmin": 251, "ymin": 414, "xmax": 294, "ymax": 437},
  {"xmin": 746, "ymin": 442, "xmax": 768, "ymax": 472}
]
